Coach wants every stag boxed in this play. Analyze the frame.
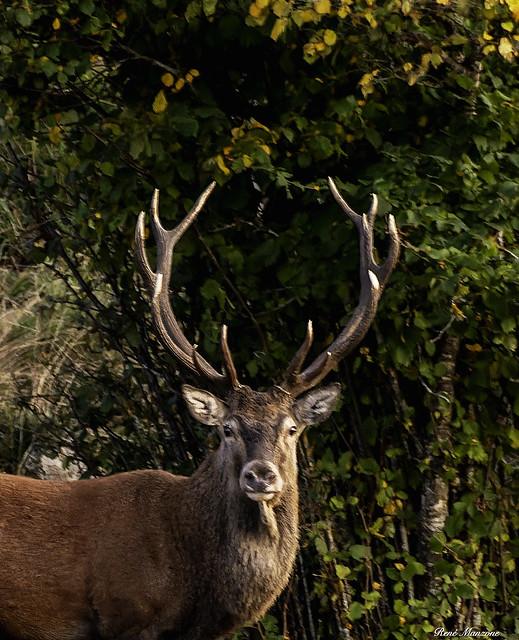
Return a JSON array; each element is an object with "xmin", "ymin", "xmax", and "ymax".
[{"xmin": 0, "ymin": 178, "xmax": 399, "ymax": 640}]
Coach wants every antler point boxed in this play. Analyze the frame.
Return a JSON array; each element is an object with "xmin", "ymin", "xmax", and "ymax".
[
  {"xmin": 151, "ymin": 189, "xmax": 160, "ymax": 221},
  {"xmin": 368, "ymin": 269, "xmax": 380, "ymax": 291},
  {"xmin": 153, "ymin": 273, "xmax": 164, "ymax": 300}
]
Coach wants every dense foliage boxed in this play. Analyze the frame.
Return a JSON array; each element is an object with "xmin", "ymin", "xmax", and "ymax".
[{"xmin": 0, "ymin": 0, "xmax": 518, "ymax": 638}]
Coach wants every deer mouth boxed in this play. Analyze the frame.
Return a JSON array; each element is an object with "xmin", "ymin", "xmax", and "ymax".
[{"xmin": 244, "ymin": 489, "xmax": 278, "ymax": 502}]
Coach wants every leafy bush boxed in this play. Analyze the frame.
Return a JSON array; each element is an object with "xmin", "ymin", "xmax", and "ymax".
[{"xmin": 0, "ymin": 0, "xmax": 517, "ymax": 637}]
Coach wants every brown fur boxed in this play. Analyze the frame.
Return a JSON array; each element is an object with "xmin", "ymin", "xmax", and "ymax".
[{"xmin": 0, "ymin": 385, "xmax": 321, "ymax": 640}]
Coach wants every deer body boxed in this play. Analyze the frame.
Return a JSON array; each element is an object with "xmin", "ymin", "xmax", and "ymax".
[
  {"xmin": 0, "ymin": 427, "xmax": 299, "ymax": 640},
  {"xmin": 0, "ymin": 178, "xmax": 399, "ymax": 640}
]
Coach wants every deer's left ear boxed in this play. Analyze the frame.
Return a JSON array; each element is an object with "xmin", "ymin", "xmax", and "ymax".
[
  {"xmin": 293, "ymin": 383, "xmax": 341, "ymax": 426},
  {"xmin": 182, "ymin": 385, "xmax": 227, "ymax": 426}
]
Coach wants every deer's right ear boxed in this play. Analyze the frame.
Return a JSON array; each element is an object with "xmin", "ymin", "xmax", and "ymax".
[{"xmin": 181, "ymin": 385, "xmax": 227, "ymax": 426}]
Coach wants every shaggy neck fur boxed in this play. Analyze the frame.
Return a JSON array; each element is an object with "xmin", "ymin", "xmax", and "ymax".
[{"xmin": 186, "ymin": 445, "xmax": 300, "ymax": 633}]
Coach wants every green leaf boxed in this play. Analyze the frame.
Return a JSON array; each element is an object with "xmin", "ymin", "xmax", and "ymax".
[
  {"xmin": 349, "ymin": 544, "xmax": 371, "ymax": 560},
  {"xmin": 15, "ymin": 10, "xmax": 32, "ymax": 26},
  {"xmin": 502, "ymin": 317, "xmax": 516, "ymax": 333},
  {"xmin": 336, "ymin": 564, "xmax": 350, "ymax": 579},
  {"xmin": 203, "ymin": 0, "xmax": 217, "ymax": 17},
  {"xmin": 79, "ymin": 0, "xmax": 95, "ymax": 15},
  {"xmin": 401, "ymin": 560, "xmax": 426, "ymax": 580},
  {"xmin": 171, "ymin": 116, "xmax": 199, "ymax": 138},
  {"xmin": 348, "ymin": 602, "xmax": 364, "ymax": 621},
  {"xmin": 100, "ymin": 162, "xmax": 114, "ymax": 177},
  {"xmin": 365, "ymin": 127, "xmax": 382, "ymax": 148},
  {"xmin": 357, "ymin": 458, "xmax": 380, "ymax": 475}
]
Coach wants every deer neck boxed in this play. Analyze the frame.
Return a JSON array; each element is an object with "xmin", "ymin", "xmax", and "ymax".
[
  {"xmin": 186, "ymin": 451, "xmax": 300, "ymax": 626},
  {"xmin": 190, "ymin": 451, "xmax": 299, "ymax": 547}
]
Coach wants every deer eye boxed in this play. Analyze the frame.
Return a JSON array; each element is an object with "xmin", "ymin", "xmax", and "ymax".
[
  {"xmin": 223, "ymin": 424, "xmax": 234, "ymax": 438},
  {"xmin": 288, "ymin": 424, "xmax": 298, "ymax": 436}
]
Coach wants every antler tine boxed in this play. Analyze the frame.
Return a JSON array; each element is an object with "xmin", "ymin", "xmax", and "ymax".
[
  {"xmin": 284, "ymin": 320, "xmax": 314, "ymax": 385},
  {"xmin": 135, "ymin": 182, "xmax": 228, "ymax": 383},
  {"xmin": 284, "ymin": 177, "xmax": 400, "ymax": 397},
  {"xmin": 135, "ymin": 211, "xmax": 155, "ymax": 291},
  {"xmin": 221, "ymin": 325, "xmax": 240, "ymax": 388}
]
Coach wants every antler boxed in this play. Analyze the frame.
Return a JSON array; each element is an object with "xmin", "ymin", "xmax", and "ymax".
[
  {"xmin": 135, "ymin": 182, "xmax": 240, "ymax": 387},
  {"xmin": 283, "ymin": 177, "xmax": 400, "ymax": 397}
]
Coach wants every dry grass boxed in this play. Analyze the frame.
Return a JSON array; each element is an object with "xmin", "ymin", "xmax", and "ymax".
[{"xmin": 0, "ymin": 202, "xmax": 89, "ymax": 473}]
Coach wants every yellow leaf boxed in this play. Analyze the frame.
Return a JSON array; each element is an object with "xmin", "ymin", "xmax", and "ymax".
[
  {"xmin": 436, "ymin": 0, "xmax": 449, "ymax": 4},
  {"xmin": 175, "ymin": 78, "xmax": 185, "ymax": 91},
  {"xmin": 466, "ymin": 343, "xmax": 483, "ymax": 352},
  {"xmin": 116, "ymin": 9, "xmax": 127, "ymax": 23},
  {"xmin": 482, "ymin": 44, "xmax": 496, "ymax": 55},
  {"xmin": 324, "ymin": 29, "xmax": 337, "ymax": 46},
  {"xmin": 52, "ymin": 17, "xmax": 61, "ymax": 30},
  {"xmin": 161, "ymin": 72, "xmax": 174, "ymax": 87},
  {"xmin": 216, "ymin": 154, "xmax": 230, "ymax": 175},
  {"xmin": 401, "ymin": 0, "xmax": 411, "ymax": 14},
  {"xmin": 407, "ymin": 71, "xmax": 419, "ymax": 86},
  {"xmin": 498, "ymin": 37, "xmax": 514, "ymax": 60},
  {"xmin": 384, "ymin": 502, "xmax": 397, "ymax": 515},
  {"xmin": 259, "ymin": 144, "xmax": 271, "ymax": 155},
  {"xmin": 420, "ymin": 53, "xmax": 431, "ymax": 69},
  {"xmin": 394, "ymin": 563, "xmax": 405, "ymax": 571},
  {"xmin": 503, "ymin": 0, "xmax": 519, "ymax": 20},
  {"xmin": 359, "ymin": 70, "xmax": 378, "ymax": 97},
  {"xmin": 403, "ymin": 62, "xmax": 413, "ymax": 72},
  {"xmin": 271, "ymin": 17, "xmax": 288, "ymax": 41},
  {"xmin": 501, "ymin": 21, "xmax": 513, "ymax": 32},
  {"xmin": 189, "ymin": 68, "xmax": 200, "ymax": 77},
  {"xmin": 305, "ymin": 43, "xmax": 315, "ymax": 53},
  {"xmin": 243, "ymin": 155, "xmax": 252, "ymax": 167},
  {"xmin": 451, "ymin": 302, "xmax": 466, "ymax": 320},
  {"xmin": 418, "ymin": 115, "xmax": 428, "ymax": 127},
  {"xmin": 314, "ymin": 0, "xmax": 331, "ymax": 14},
  {"xmin": 364, "ymin": 10, "xmax": 377, "ymax": 27},
  {"xmin": 483, "ymin": 31, "xmax": 493, "ymax": 41},
  {"xmin": 250, "ymin": 118, "xmax": 270, "ymax": 131},
  {"xmin": 48, "ymin": 126, "xmax": 61, "ymax": 144},
  {"xmin": 296, "ymin": 8, "xmax": 318, "ymax": 24},
  {"xmin": 273, "ymin": 0, "xmax": 289, "ymax": 16},
  {"xmin": 256, "ymin": 0, "xmax": 270, "ymax": 7},
  {"xmin": 185, "ymin": 72, "xmax": 194, "ymax": 83},
  {"xmin": 152, "ymin": 90, "xmax": 168, "ymax": 114},
  {"xmin": 430, "ymin": 52, "xmax": 443, "ymax": 67},
  {"xmin": 249, "ymin": 3, "xmax": 262, "ymax": 18}
]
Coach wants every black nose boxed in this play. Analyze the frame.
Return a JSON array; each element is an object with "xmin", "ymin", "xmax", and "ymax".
[
  {"xmin": 244, "ymin": 468, "xmax": 276, "ymax": 486},
  {"xmin": 242, "ymin": 461, "xmax": 280, "ymax": 493}
]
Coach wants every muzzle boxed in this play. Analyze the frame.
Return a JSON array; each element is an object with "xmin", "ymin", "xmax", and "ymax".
[{"xmin": 239, "ymin": 460, "xmax": 284, "ymax": 502}]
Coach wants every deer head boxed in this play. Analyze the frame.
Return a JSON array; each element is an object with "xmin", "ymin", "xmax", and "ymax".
[{"xmin": 135, "ymin": 179, "xmax": 400, "ymax": 506}]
